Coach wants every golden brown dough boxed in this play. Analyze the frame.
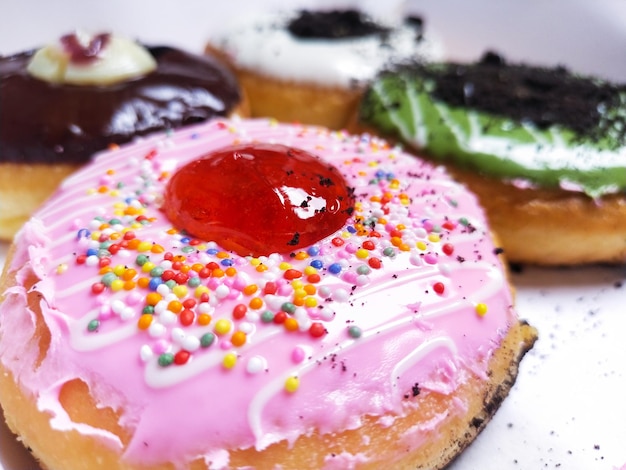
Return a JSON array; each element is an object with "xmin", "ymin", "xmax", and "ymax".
[
  {"xmin": 447, "ymin": 168, "xmax": 626, "ymax": 266},
  {"xmin": 204, "ymin": 45, "xmax": 361, "ymax": 131},
  {"xmin": 0, "ymin": 163, "xmax": 77, "ymax": 241}
]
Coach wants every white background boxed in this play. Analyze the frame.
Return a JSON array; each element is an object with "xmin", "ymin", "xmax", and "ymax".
[{"xmin": 1, "ymin": 1, "xmax": 626, "ymax": 469}]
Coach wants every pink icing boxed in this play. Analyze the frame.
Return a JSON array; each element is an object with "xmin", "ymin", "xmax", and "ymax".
[{"xmin": 0, "ymin": 118, "xmax": 515, "ymax": 468}]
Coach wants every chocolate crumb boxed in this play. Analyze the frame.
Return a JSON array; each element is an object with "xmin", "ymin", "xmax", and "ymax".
[
  {"xmin": 470, "ymin": 417, "xmax": 484, "ymax": 428},
  {"xmin": 288, "ymin": 10, "xmax": 389, "ymax": 39},
  {"xmin": 509, "ymin": 263, "xmax": 525, "ymax": 274},
  {"xmin": 287, "ymin": 232, "xmax": 300, "ymax": 246},
  {"xmin": 376, "ymin": 51, "xmax": 626, "ymax": 146}
]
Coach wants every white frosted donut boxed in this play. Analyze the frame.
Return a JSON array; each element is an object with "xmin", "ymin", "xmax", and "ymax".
[
  {"xmin": 212, "ymin": 10, "xmax": 442, "ymax": 89},
  {"xmin": 207, "ymin": 10, "xmax": 443, "ymax": 129}
]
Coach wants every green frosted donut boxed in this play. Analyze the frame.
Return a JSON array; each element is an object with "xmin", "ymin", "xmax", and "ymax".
[{"xmin": 359, "ymin": 53, "xmax": 626, "ymax": 198}]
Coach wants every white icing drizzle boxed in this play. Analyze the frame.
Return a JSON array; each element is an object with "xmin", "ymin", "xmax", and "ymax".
[
  {"xmin": 383, "ymin": 78, "xmax": 626, "ymax": 174},
  {"xmin": 247, "ymin": 261, "xmax": 504, "ymax": 441},
  {"xmin": 143, "ymin": 328, "xmax": 280, "ymax": 388},
  {"xmin": 390, "ymin": 335, "xmax": 458, "ymax": 394}
]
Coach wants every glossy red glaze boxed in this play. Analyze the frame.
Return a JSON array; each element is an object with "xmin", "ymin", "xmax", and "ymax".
[{"xmin": 164, "ymin": 143, "xmax": 354, "ymax": 257}]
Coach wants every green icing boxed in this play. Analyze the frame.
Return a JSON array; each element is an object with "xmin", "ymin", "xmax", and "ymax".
[{"xmin": 362, "ymin": 73, "xmax": 626, "ymax": 198}]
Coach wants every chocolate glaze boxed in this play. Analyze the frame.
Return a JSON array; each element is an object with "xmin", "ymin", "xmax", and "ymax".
[{"xmin": 0, "ymin": 46, "xmax": 242, "ymax": 164}]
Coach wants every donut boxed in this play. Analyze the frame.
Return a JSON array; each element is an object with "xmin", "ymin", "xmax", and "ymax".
[
  {"xmin": 354, "ymin": 52, "xmax": 626, "ymax": 265},
  {"xmin": 0, "ymin": 31, "xmax": 247, "ymax": 241},
  {"xmin": 0, "ymin": 118, "xmax": 536, "ymax": 469},
  {"xmin": 206, "ymin": 9, "xmax": 442, "ymax": 130}
]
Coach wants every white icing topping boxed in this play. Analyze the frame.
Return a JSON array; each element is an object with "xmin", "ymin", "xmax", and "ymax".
[
  {"xmin": 214, "ymin": 11, "xmax": 443, "ymax": 88},
  {"xmin": 27, "ymin": 32, "xmax": 157, "ymax": 85}
]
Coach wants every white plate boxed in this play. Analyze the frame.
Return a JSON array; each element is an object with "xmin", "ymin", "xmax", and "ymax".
[{"xmin": 1, "ymin": 1, "xmax": 626, "ymax": 469}]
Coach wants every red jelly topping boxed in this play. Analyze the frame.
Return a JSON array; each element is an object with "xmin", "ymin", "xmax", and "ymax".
[
  {"xmin": 60, "ymin": 32, "xmax": 110, "ymax": 64},
  {"xmin": 164, "ymin": 143, "xmax": 355, "ymax": 257}
]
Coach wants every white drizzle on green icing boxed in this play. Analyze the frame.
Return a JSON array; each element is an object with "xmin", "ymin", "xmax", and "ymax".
[{"xmin": 364, "ymin": 74, "xmax": 626, "ymax": 198}]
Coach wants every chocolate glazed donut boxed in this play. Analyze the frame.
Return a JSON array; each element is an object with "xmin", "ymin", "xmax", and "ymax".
[{"xmin": 0, "ymin": 45, "xmax": 242, "ymax": 164}]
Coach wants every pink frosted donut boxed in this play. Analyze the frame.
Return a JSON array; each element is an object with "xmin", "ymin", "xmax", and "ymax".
[{"xmin": 0, "ymin": 118, "xmax": 535, "ymax": 469}]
